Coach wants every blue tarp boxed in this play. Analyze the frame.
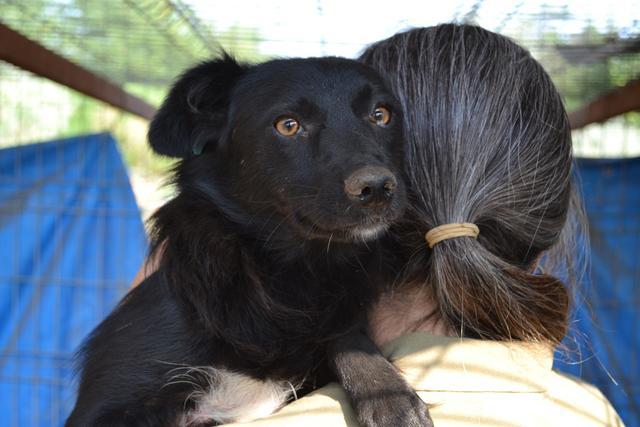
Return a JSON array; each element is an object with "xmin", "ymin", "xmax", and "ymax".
[
  {"xmin": 555, "ymin": 157, "xmax": 640, "ymax": 427},
  {"xmin": 0, "ymin": 133, "xmax": 637, "ymax": 425},
  {"xmin": 0, "ymin": 133, "xmax": 147, "ymax": 426}
]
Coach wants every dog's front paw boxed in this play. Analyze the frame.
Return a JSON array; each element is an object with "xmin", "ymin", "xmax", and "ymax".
[{"xmin": 352, "ymin": 386, "xmax": 433, "ymax": 427}]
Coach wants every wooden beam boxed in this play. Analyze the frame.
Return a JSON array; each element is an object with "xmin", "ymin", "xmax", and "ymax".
[
  {"xmin": 569, "ymin": 79, "xmax": 640, "ymax": 130},
  {"xmin": 5, "ymin": 20, "xmax": 637, "ymax": 131},
  {"xmin": 0, "ymin": 22, "xmax": 156, "ymax": 120}
]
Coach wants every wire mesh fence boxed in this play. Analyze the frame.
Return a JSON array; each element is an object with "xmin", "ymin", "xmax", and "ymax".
[
  {"xmin": 0, "ymin": 0, "xmax": 639, "ymax": 425},
  {"xmin": 1, "ymin": 0, "xmax": 639, "ymax": 163},
  {"xmin": 0, "ymin": 61, "xmax": 172, "ymax": 217},
  {"xmin": 0, "ymin": 133, "xmax": 148, "ymax": 426}
]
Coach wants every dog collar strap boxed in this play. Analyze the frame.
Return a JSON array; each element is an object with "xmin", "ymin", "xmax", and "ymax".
[{"xmin": 425, "ymin": 223, "xmax": 479, "ymax": 248}]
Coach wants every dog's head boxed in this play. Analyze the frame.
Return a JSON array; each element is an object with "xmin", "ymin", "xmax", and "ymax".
[{"xmin": 149, "ymin": 55, "xmax": 406, "ymax": 244}]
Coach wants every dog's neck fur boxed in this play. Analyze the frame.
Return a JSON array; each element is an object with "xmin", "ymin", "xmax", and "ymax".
[{"xmin": 149, "ymin": 176, "xmax": 383, "ymax": 379}]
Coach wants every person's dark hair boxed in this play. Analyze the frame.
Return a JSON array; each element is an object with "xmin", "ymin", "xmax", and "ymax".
[{"xmin": 360, "ymin": 24, "xmax": 586, "ymax": 345}]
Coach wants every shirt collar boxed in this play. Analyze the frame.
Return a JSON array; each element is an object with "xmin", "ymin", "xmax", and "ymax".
[{"xmin": 380, "ymin": 332, "xmax": 554, "ymax": 393}]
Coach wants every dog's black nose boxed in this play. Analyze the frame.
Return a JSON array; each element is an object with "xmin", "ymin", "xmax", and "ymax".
[{"xmin": 344, "ymin": 166, "xmax": 397, "ymax": 207}]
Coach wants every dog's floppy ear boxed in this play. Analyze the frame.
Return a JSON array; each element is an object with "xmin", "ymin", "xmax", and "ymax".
[{"xmin": 148, "ymin": 54, "xmax": 246, "ymax": 158}]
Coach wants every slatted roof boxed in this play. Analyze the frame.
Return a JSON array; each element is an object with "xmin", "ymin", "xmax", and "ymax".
[{"xmin": 1, "ymin": 0, "xmax": 638, "ymax": 108}]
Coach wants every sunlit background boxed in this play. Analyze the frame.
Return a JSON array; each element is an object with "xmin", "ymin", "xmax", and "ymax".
[
  {"xmin": 2, "ymin": 0, "xmax": 640, "ymax": 212},
  {"xmin": 0, "ymin": 1, "xmax": 639, "ymax": 426}
]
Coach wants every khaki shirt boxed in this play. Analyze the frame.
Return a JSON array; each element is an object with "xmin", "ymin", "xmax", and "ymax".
[{"xmin": 224, "ymin": 332, "xmax": 624, "ymax": 426}]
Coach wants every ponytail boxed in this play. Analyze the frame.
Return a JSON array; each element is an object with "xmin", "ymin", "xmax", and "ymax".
[
  {"xmin": 362, "ymin": 24, "xmax": 581, "ymax": 344},
  {"xmin": 430, "ymin": 237, "xmax": 569, "ymax": 344}
]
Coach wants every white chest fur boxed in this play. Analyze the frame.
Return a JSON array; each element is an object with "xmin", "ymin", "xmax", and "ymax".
[{"xmin": 172, "ymin": 367, "xmax": 294, "ymax": 426}]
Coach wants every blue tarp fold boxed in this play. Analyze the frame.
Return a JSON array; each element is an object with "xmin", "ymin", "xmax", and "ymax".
[
  {"xmin": 0, "ymin": 134, "xmax": 637, "ymax": 426},
  {"xmin": 0, "ymin": 133, "xmax": 146, "ymax": 426},
  {"xmin": 555, "ymin": 157, "xmax": 640, "ymax": 427}
]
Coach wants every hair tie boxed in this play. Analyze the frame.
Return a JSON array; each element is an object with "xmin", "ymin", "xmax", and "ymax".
[{"xmin": 425, "ymin": 223, "xmax": 479, "ymax": 248}]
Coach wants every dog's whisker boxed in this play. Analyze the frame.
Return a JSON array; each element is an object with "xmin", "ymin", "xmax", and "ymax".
[{"xmin": 161, "ymin": 379, "xmax": 201, "ymax": 390}]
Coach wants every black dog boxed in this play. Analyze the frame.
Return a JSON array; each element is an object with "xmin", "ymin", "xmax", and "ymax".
[{"xmin": 66, "ymin": 55, "xmax": 430, "ymax": 426}]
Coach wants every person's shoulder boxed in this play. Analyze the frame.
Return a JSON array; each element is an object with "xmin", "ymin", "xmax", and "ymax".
[
  {"xmin": 221, "ymin": 383, "xmax": 356, "ymax": 427},
  {"xmin": 545, "ymin": 370, "xmax": 625, "ymax": 426}
]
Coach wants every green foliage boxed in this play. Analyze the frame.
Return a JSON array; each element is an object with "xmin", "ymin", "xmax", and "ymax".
[
  {"xmin": 0, "ymin": 0, "xmax": 265, "ymax": 176},
  {"xmin": 543, "ymin": 24, "xmax": 640, "ymax": 111},
  {"xmin": 217, "ymin": 25, "xmax": 269, "ymax": 63},
  {"xmin": 2, "ymin": 0, "xmax": 638, "ymax": 164}
]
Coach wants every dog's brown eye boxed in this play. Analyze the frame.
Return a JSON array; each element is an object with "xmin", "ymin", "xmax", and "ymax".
[
  {"xmin": 274, "ymin": 117, "xmax": 300, "ymax": 136},
  {"xmin": 370, "ymin": 106, "xmax": 391, "ymax": 126}
]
